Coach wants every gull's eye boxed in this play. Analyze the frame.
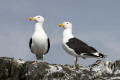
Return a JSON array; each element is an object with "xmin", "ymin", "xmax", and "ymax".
[
  {"xmin": 37, "ymin": 17, "xmax": 40, "ymax": 18},
  {"xmin": 66, "ymin": 23, "xmax": 68, "ymax": 24}
]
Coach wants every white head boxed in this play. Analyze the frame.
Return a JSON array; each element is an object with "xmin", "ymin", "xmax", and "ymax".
[
  {"xmin": 58, "ymin": 22, "xmax": 72, "ymax": 29},
  {"xmin": 29, "ymin": 15, "xmax": 44, "ymax": 23}
]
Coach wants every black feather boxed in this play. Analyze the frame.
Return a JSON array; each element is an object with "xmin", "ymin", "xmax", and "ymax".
[
  {"xmin": 99, "ymin": 53, "xmax": 106, "ymax": 58},
  {"xmin": 66, "ymin": 37, "xmax": 97, "ymax": 55},
  {"xmin": 29, "ymin": 38, "xmax": 32, "ymax": 49},
  {"xmin": 46, "ymin": 38, "xmax": 50, "ymax": 53}
]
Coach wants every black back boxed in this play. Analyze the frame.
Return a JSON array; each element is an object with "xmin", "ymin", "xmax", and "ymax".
[
  {"xmin": 66, "ymin": 37, "xmax": 97, "ymax": 55},
  {"xmin": 46, "ymin": 38, "xmax": 50, "ymax": 53}
]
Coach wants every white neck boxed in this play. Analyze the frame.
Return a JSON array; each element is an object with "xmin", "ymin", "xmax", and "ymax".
[
  {"xmin": 34, "ymin": 22, "xmax": 44, "ymax": 32},
  {"xmin": 63, "ymin": 28, "xmax": 74, "ymax": 42},
  {"xmin": 32, "ymin": 22, "xmax": 47, "ymax": 39}
]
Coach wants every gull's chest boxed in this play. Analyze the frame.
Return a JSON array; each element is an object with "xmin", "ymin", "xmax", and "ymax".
[{"xmin": 32, "ymin": 32, "xmax": 47, "ymax": 46}]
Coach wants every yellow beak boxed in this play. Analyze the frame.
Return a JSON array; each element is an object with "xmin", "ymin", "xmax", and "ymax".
[
  {"xmin": 58, "ymin": 24, "xmax": 64, "ymax": 27},
  {"xmin": 29, "ymin": 17, "xmax": 36, "ymax": 21}
]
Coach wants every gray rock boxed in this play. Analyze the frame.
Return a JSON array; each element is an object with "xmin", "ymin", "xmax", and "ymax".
[{"xmin": 0, "ymin": 57, "xmax": 120, "ymax": 80}]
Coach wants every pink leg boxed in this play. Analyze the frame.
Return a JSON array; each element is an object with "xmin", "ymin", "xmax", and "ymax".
[
  {"xmin": 68, "ymin": 56, "xmax": 78, "ymax": 70},
  {"xmin": 73, "ymin": 56, "xmax": 78, "ymax": 70}
]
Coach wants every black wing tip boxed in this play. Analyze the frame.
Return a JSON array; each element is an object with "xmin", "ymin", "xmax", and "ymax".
[{"xmin": 99, "ymin": 53, "xmax": 107, "ymax": 58}]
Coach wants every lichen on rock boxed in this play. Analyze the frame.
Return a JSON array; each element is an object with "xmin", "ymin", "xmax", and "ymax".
[{"xmin": 1, "ymin": 57, "xmax": 120, "ymax": 80}]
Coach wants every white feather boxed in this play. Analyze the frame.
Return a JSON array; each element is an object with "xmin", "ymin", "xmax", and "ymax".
[{"xmin": 31, "ymin": 18, "xmax": 48, "ymax": 56}]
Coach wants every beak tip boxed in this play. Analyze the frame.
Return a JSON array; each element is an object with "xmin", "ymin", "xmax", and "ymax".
[
  {"xmin": 29, "ymin": 17, "xmax": 35, "ymax": 21},
  {"xmin": 29, "ymin": 18, "xmax": 32, "ymax": 21},
  {"xmin": 58, "ymin": 24, "xmax": 63, "ymax": 27}
]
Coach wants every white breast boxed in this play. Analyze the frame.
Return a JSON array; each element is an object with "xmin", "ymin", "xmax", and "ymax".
[{"xmin": 31, "ymin": 23, "xmax": 48, "ymax": 54}]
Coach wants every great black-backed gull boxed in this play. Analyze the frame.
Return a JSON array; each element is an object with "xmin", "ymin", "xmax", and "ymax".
[
  {"xmin": 29, "ymin": 16, "xmax": 50, "ymax": 63},
  {"xmin": 58, "ymin": 22, "xmax": 106, "ymax": 69}
]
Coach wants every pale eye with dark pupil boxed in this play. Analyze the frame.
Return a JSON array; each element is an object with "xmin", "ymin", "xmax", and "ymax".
[
  {"xmin": 66, "ymin": 23, "xmax": 68, "ymax": 24},
  {"xmin": 37, "ymin": 17, "xmax": 40, "ymax": 18}
]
